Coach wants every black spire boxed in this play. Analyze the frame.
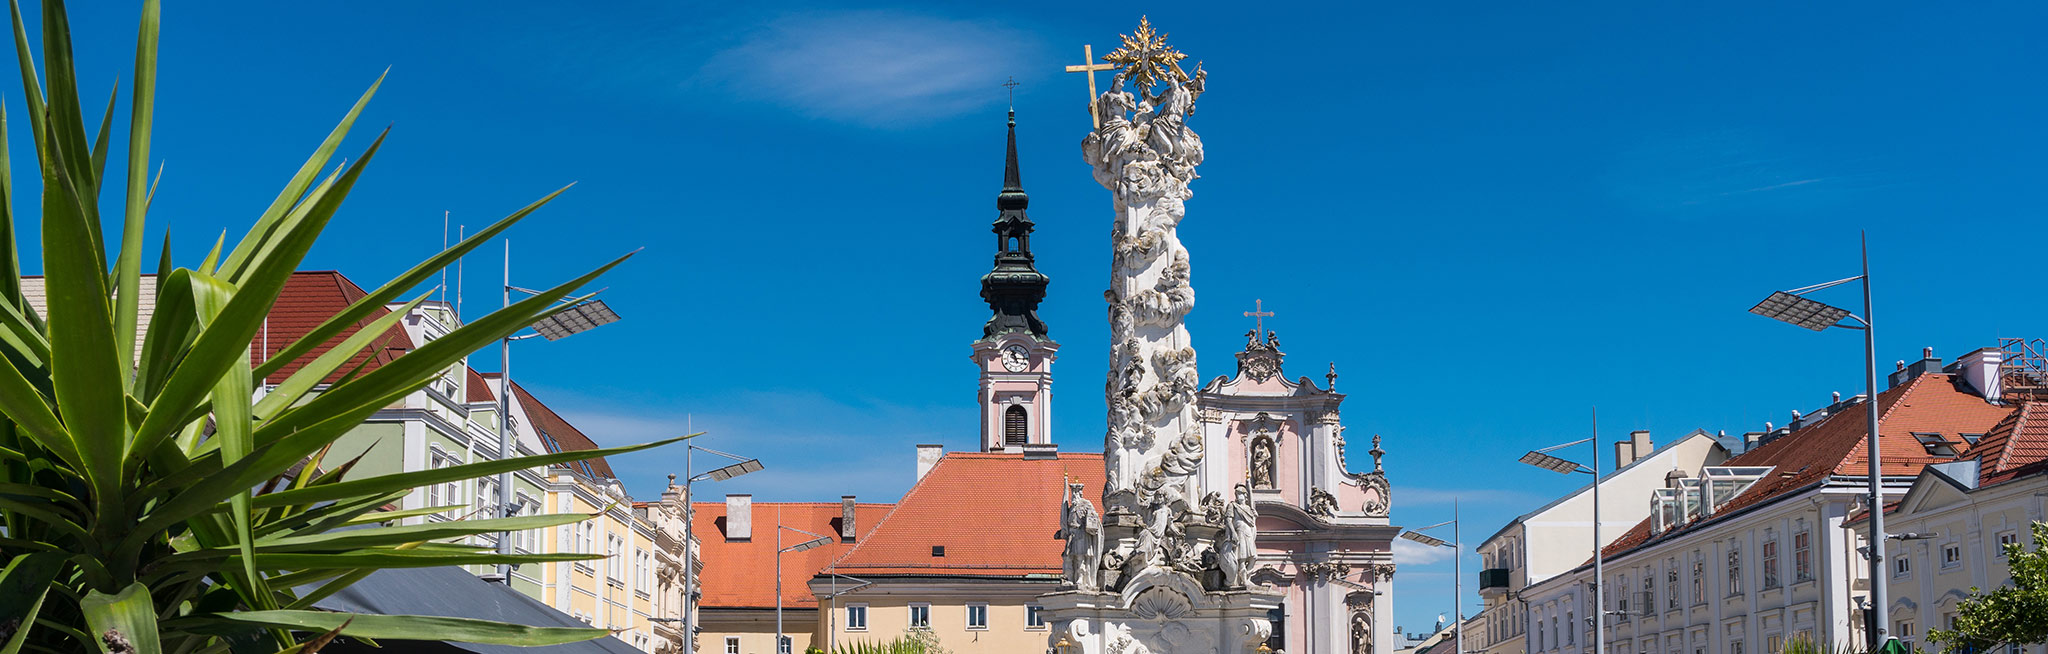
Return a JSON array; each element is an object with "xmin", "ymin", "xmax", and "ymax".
[{"xmin": 979, "ymin": 109, "xmax": 1050, "ymax": 340}]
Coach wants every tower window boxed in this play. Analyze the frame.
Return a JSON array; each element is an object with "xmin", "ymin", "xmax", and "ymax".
[{"xmin": 1005, "ymin": 405, "xmax": 1028, "ymax": 446}]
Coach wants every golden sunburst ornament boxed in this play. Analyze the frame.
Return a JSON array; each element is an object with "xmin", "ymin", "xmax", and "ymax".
[{"xmin": 1102, "ymin": 16, "xmax": 1192, "ymax": 96}]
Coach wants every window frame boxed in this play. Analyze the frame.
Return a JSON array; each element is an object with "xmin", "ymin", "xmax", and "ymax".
[
  {"xmin": 1793, "ymin": 529, "xmax": 1813, "ymax": 582},
  {"xmin": 1942, "ymin": 543, "xmax": 1962, "ymax": 568},
  {"xmin": 1894, "ymin": 554, "xmax": 1911, "ymax": 578},
  {"xmin": 723, "ymin": 637, "xmax": 739, "ymax": 654},
  {"xmin": 966, "ymin": 602, "xmax": 989, "ymax": 631},
  {"xmin": 845, "ymin": 604, "xmax": 868, "ymax": 632},
  {"xmin": 1996, "ymin": 531, "xmax": 2019, "ymax": 558},
  {"xmin": 1026, "ymin": 605, "xmax": 1047, "ymax": 630},
  {"xmin": 908, "ymin": 603, "xmax": 931, "ymax": 629}
]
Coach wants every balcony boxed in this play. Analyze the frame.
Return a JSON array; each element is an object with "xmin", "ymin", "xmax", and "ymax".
[{"xmin": 1478, "ymin": 568, "xmax": 1511, "ymax": 595}]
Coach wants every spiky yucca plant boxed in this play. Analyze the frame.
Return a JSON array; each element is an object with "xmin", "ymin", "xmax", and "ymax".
[{"xmin": 0, "ymin": 1, "xmax": 681, "ymax": 652}]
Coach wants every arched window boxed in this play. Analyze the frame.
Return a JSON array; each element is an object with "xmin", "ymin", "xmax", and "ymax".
[{"xmin": 1004, "ymin": 405, "xmax": 1028, "ymax": 446}]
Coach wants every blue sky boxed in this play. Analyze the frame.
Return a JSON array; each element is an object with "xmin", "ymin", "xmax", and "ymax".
[{"xmin": 14, "ymin": 0, "xmax": 2048, "ymax": 635}]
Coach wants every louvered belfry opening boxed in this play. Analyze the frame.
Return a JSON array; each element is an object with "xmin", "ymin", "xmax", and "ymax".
[{"xmin": 1004, "ymin": 405, "xmax": 1028, "ymax": 446}]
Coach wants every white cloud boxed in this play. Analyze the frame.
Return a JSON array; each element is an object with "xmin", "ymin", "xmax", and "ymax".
[
  {"xmin": 694, "ymin": 10, "xmax": 1042, "ymax": 127},
  {"xmin": 1394, "ymin": 537, "xmax": 1454, "ymax": 566}
]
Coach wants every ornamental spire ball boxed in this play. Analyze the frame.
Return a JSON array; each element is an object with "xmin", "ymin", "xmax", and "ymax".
[{"xmin": 1101, "ymin": 16, "xmax": 1198, "ymax": 96}]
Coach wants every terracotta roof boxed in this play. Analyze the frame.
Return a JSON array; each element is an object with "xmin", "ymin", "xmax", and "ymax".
[
  {"xmin": 258, "ymin": 271, "xmax": 415, "ymax": 382},
  {"xmin": 828, "ymin": 451, "xmax": 1107, "ymax": 577},
  {"xmin": 1602, "ymin": 373, "xmax": 2012, "ymax": 558},
  {"xmin": 498, "ymin": 377, "xmax": 616, "ymax": 480},
  {"xmin": 466, "ymin": 367, "xmax": 496, "ymax": 403},
  {"xmin": 1969, "ymin": 400, "xmax": 2048, "ymax": 483},
  {"xmin": 693, "ymin": 501, "xmax": 894, "ymax": 609}
]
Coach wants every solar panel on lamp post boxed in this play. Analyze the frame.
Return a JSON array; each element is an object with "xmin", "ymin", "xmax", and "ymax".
[
  {"xmin": 778, "ymin": 526, "xmax": 833, "ymax": 654},
  {"xmin": 493, "ymin": 241, "xmax": 626, "ymax": 585},
  {"xmin": 1403, "ymin": 505, "xmax": 1462, "ymax": 654},
  {"xmin": 1521, "ymin": 426, "xmax": 1603, "ymax": 654},
  {"xmin": 682, "ymin": 445, "xmax": 761, "ymax": 654},
  {"xmin": 1747, "ymin": 233, "xmax": 1887, "ymax": 652}
]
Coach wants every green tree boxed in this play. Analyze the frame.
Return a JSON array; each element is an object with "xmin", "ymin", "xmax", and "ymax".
[
  {"xmin": 1929, "ymin": 522, "xmax": 2048, "ymax": 654},
  {"xmin": 0, "ymin": 1, "xmax": 677, "ymax": 653}
]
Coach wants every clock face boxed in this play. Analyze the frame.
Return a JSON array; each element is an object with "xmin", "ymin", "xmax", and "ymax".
[{"xmin": 1002, "ymin": 345, "xmax": 1031, "ymax": 372}]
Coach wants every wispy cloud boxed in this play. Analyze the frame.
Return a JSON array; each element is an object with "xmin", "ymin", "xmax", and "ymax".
[
  {"xmin": 1394, "ymin": 537, "xmax": 1454, "ymax": 565},
  {"xmin": 1398, "ymin": 486, "xmax": 1549, "ymax": 508},
  {"xmin": 693, "ymin": 10, "xmax": 1042, "ymax": 128},
  {"xmin": 1602, "ymin": 128, "xmax": 1893, "ymax": 215}
]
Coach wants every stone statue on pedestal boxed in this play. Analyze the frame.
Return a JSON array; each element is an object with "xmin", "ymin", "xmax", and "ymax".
[
  {"xmin": 1061, "ymin": 481, "xmax": 1103, "ymax": 592},
  {"xmin": 1216, "ymin": 484, "xmax": 1257, "ymax": 589}
]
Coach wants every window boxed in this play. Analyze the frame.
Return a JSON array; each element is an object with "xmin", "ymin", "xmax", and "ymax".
[
  {"xmin": 1997, "ymin": 531, "xmax": 2020, "ymax": 557},
  {"xmin": 1897, "ymin": 620, "xmax": 1915, "ymax": 642},
  {"xmin": 1691, "ymin": 552, "xmax": 1705, "ymax": 603},
  {"xmin": 967, "ymin": 603, "xmax": 989, "ymax": 630},
  {"xmin": 1768, "ymin": 635, "xmax": 1783, "ymax": 653},
  {"xmin": 778, "ymin": 636, "xmax": 791, "ymax": 654},
  {"xmin": 1732, "ymin": 642, "xmax": 1744, "ymax": 654},
  {"xmin": 723, "ymin": 637, "xmax": 739, "ymax": 654},
  {"xmin": 1794, "ymin": 528, "xmax": 1812, "ymax": 581},
  {"xmin": 1761, "ymin": 535, "xmax": 1781, "ymax": 589},
  {"xmin": 475, "ymin": 477, "xmax": 498, "ymax": 519},
  {"xmin": 909, "ymin": 603, "xmax": 930, "ymax": 628},
  {"xmin": 1943, "ymin": 544, "xmax": 1962, "ymax": 568},
  {"xmin": 607, "ymin": 535, "xmax": 623, "ymax": 581},
  {"xmin": 1667, "ymin": 560, "xmax": 1679, "ymax": 609},
  {"xmin": 427, "ymin": 448, "xmax": 462, "ymax": 518},
  {"xmin": 845, "ymin": 604, "xmax": 867, "ymax": 631},
  {"xmin": 1027, "ymin": 605, "xmax": 1046, "ymax": 629},
  {"xmin": 1004, "ymin": 405, "xmax": 1028, "ymax": 446},
  {"xmin": 1894, "ymin": 555, "xmax": 1911, "ymax": 578},
  {"xmin": 1566, "ymin": 612, "xmax": 1575, "ymax": 645},
  {"xmin": 513, "ymin": 493, "xmax": 538, "ymax": 553},
  {"xmin": 1728, "ymin": 543, "xmax": 1743, "ymax": 595},
  {"xmin": 1616, "ymin": 575, "xmax": 1630, "ymax": 615}
]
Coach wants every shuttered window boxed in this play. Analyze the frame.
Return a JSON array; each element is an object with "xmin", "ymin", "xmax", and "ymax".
[{"xmin": 1004, "ymin": 405, "xmax": 1028, "ymax": 445}]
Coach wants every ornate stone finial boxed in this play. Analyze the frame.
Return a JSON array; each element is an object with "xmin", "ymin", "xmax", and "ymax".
[
  {"xmin": 667, "ymin": 473, "xmax": 677, "ymax": 487},
  {"xmin": 1102, "ymin": 16, "xmax": 1196, "ymax": 97},
  {"xmin": 1327, "ymin": 362, "xmax": 1338, "ymax": 391},
  {"xmin": 1369, "ymin": 434, "xmax": 1385, "ymax": 473}
]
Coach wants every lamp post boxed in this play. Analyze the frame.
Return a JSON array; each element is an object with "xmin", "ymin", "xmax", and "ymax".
[
  {"xmin": 679, "ymin": 446, "xmax": 762, "ymax": 654},
  {"xmin": 1520, "ymin": 419, "xmax": 1604, "ymax": 654},
  {"xmin": 777, "ymin": 525, "xmax": 832, "ymax": 654},
  {"xmin": 1746, "ymin": 233, "xmax": 1888, "ymax": 652},
  {"xmin": 495, "ymin": 240, "xmax": 623, "ymax": 582},
  {"xmin": 1402, "ymin": 502, "xmax": 1462, "ymax": 654},
  {"xmin": 820, "ymin": 571, "xmax": 873, "ymax": 653}
]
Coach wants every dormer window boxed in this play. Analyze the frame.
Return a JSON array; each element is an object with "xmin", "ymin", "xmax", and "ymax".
[{"xmin": 1912, "ymin": 432, "xmax": 1958, "ymax": 457}]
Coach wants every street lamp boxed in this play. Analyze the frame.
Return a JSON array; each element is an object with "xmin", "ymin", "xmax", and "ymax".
[
  {"xmin": 1402, "ymin": 501, "xmax": 1462, "ymax": 654},
  {"xmin": 682, "ymin": 445, "xmax": 762, "ymax": 654},
  {"xmin": 495, "ymin": 240, "xmax": 624, "ymax": 582},
  {"xmin": 1748, "ymin": 233, "xmax": 1888, "ymax": 653},
  {"xmin": 1520, "ymin": 423, "xmax": 1605, "ymax": 654},
  {"xmin": 820, "ymin": 571, "xmax": 873, "ymax": 653},
  {"xmin": 778, "ymin": 525, "xmax": 832, "ymax": 654}
]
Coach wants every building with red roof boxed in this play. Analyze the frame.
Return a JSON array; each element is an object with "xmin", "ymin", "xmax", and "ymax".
[
  {"xmin": 692, "ymin": 496, "xmax": 895, "ymax": 654},
  {"xmin": 1517, "ymin": 345, "xmax": 2026, "ymax": 654}
]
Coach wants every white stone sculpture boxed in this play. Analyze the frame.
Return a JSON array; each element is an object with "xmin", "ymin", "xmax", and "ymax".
[
  {"xmin": 1216, "ymin": 484, "xmax": 1257, "ymax": 589},
  {"xmin": 1062, "ymin": 481, "xmax": 1104, "ymax": 592}
]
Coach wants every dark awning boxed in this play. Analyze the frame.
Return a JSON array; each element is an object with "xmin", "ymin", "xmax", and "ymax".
[{"xmin": 308, "ymin": 566, "xmax": 643, "ymax": 654}]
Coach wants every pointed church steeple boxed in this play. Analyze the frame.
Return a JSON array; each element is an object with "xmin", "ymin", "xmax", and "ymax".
[{"xmin": 979, "ymin": 109, "xmax": 1050, "ymax": 339}]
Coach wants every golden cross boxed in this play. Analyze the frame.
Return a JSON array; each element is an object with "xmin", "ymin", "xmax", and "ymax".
[
  {"xmin": 1064, "ymin": 44, "xmax": 1115, "ymax": 129},
  {"xmin": 1244, "ymin": 299, "xmax": 1274, "ymax": 334}
]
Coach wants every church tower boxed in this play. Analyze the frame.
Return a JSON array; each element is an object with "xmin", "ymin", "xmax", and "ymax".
[{"xmin": 972, "ymin": 110, "xmax": 1058, "ymax": 453}]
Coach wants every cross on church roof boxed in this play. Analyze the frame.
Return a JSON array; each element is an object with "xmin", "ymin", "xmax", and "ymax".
[
  {"xmin": 1243, "ymin": 298, "xmax": 1274, "ymax": 334},
  {"xmin": 1003, "ymin": 76, "xmax": 1020, "ymax": 109},
  {"xmin": 1064, "ymin": 44, "xmax": 1115, "ymax": 129}
]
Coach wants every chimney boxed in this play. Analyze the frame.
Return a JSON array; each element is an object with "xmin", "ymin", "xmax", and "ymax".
[
  {"xmin": 725, "ymin": 494, "xmax": 752, "ymax": 541},
  {"xmin": 1631, "ymin": 430, "xmax": 1653, "ymax": 459},
  {"xmin": 840, "ymin": 495, "xmax": 857, "ymax": 540},
  {"xmin": 1945, "ymin": 347, "xmax": 2004, "ymax": 401},
  {"xmin": 1888, "ymin": 348, "xmax": 1943, "ymax": 388},
  {"xmin": 915, "ymin": 444, "xmax": 945, "ymax": 483},
  {"xmin": 1614, "ymin": 440, "xmax": 1636, "ymax": 468}
]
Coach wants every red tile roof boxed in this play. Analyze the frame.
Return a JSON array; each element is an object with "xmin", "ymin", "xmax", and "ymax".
[
  {"xmin": 499, "ymin": 377, "xmax": 616, "ymax": 480},
  {"xmin": 828, "ymin": 452, "xmax": 1107, "ymax": 577},
  {"xmin": 258, "ymin": 271, "xmax": 415, "ymax": 383},
  {"xmin": 693, "ymin": 501, "xmax": 895, "ymax": 609},
  {"xmin": 467, "ymin": 367, "xmax": 496, "ymax": 403},
  {"xmin": 1602, "ymin": 373, "xmax": 2012, "ymax": 558},
  {"xmin": 1971, "ymin": 400, "xmax": 2048, "ymax": 484}
]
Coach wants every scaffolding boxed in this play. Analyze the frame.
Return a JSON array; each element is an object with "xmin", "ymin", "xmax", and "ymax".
[{"xmin": 1998, "ymin": 337, "xmax": 2048, "ymax": 398}]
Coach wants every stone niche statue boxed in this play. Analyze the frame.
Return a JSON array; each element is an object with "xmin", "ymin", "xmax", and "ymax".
[
  {"xmin": 1250, "ymin": 437, "xmax": 1275, "ymax": 489},
  {"xmin": 1060, "ymin": 481, "xmax": 1103, "ymax": 592}
]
